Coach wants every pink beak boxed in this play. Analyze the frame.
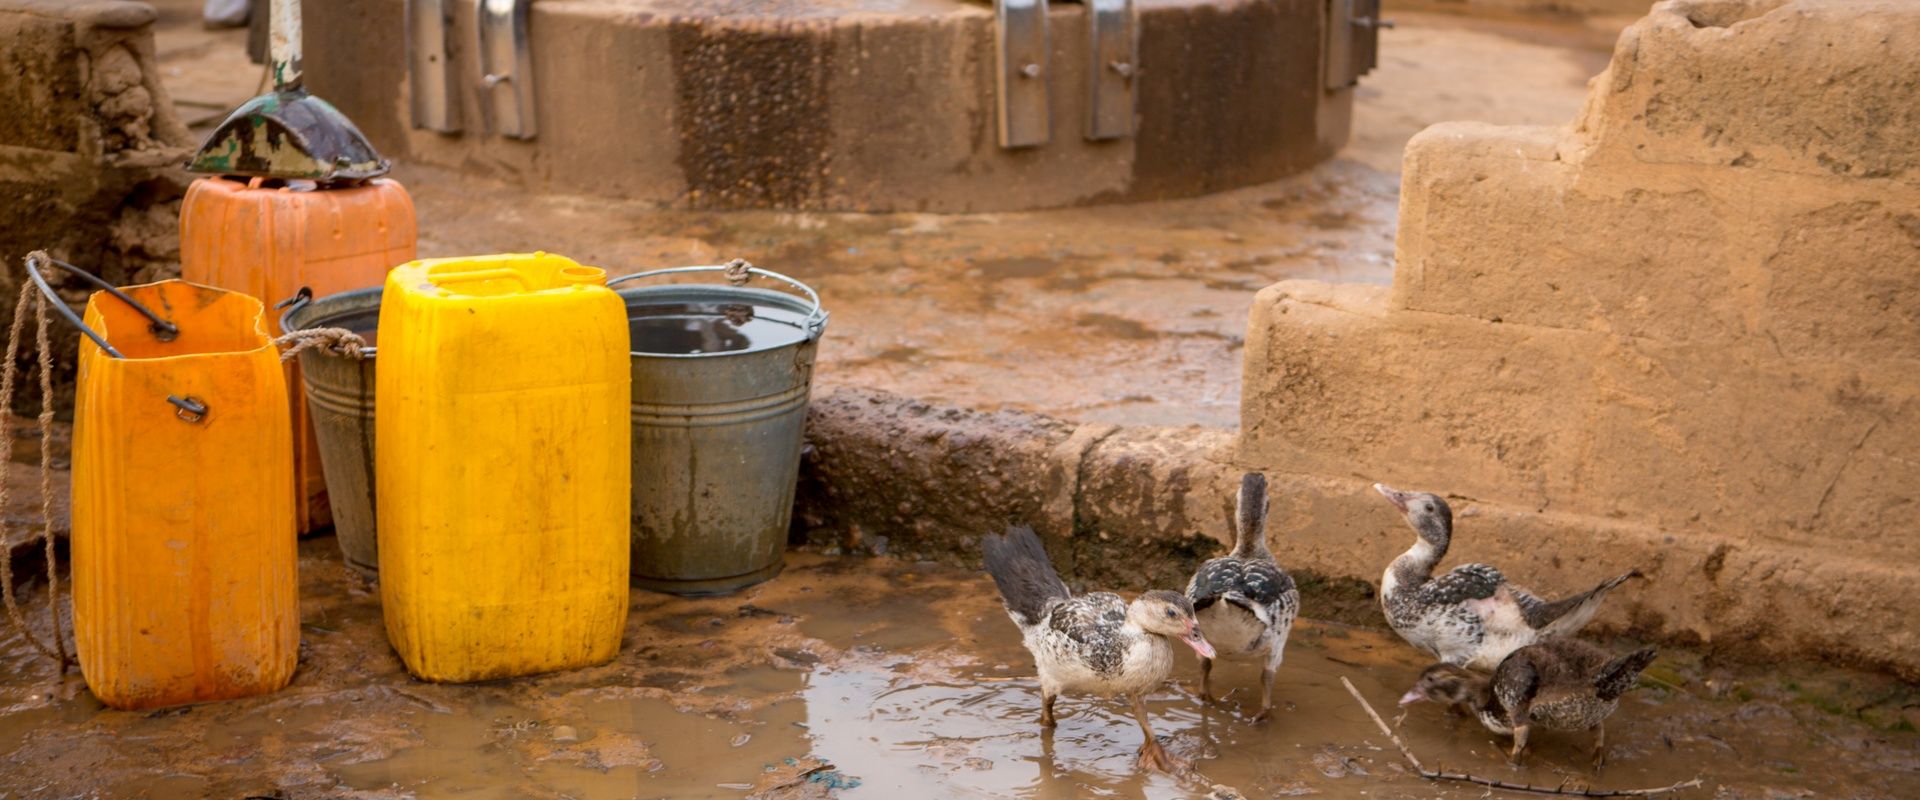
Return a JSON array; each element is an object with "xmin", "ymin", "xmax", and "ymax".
[
  {"xmin": 1398, "ymin": 689, "xmax": 1427, "ymax": 706},
  {"xmin": 1181, "ymin": 623, "xmax": 1216, "ymax": 660},
  {"xmin": 1374, "ymin": 483, "xmax": 1411, "ymax": 514}
]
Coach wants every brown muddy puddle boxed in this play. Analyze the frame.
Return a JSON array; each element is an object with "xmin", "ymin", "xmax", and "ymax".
[{"xmin": 3, "ymin": 539, "xmax": 1917, "ymax": 799}]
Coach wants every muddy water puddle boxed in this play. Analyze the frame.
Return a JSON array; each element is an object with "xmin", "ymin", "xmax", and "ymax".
[{"xmin": 2, "ymin": 539, "xmax": 1917, "ymax": 798}]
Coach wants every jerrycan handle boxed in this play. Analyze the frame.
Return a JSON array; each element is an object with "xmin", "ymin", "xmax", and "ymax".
[
  {"xmin": 22, "ymin": 252, "xmax": 179, "ymax": 359},
  {"xmin": 427, "ymin": 267, "xmax": 535, "ymax": 292},
  {"xmin": 607, "ymin": 261, "xmax": 828, "ymax": 341}
]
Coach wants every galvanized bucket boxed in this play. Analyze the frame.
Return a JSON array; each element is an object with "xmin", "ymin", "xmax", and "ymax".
[
  {"xmin": 610, "ymin": 264, "xmax": 828, "ymax": 596},
  {"xmin": 277, "ymin": 286, "xmax": 381, "ymax": 575}
]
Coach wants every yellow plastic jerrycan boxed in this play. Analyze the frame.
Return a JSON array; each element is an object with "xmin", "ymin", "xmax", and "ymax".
[
  {"xmin": 180, "ymin": 176, "xmax": 418, "ymax": 535},
  {"xmin": 376, "ymin": 253, "xmax": 631, "ymax": 682},
  {"xmin": 57, "ymin": 271, "xmax": 298, "ymax": 710}
]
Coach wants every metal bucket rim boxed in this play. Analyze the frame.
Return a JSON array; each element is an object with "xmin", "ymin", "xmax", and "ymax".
[
  {"xmin": 279, "ymin": 285, "xmax": 384, "ymax": 358},
  {"xmin": 618, "ymin": 284, "xmax": 827, "ymax": 360}
]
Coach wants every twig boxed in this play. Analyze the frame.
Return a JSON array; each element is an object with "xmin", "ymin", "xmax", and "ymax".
[{"xmin": 1338, "ymin": 676, "xmax": 1703, "ymax": 798}]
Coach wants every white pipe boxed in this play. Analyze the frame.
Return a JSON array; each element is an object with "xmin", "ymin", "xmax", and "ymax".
[{"xmin": 270, "ymin": 0, "xmax": 302, "ymax": 89}]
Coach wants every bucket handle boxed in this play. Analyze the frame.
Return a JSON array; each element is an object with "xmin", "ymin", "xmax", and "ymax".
[
  {"xmin": 22, "ymin": 253, "xmax": 180, "ymax": 359},
  {"xmin": 607, "ymin": 262, "xmax": 828, "ymax": 340},
  {"xmin": 20, "ymin": 254, "xmax": 206, "ymax": 423}
]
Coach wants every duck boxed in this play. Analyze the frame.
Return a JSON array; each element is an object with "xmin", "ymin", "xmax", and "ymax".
[
  {"xmin": 983, "ymin": 525, "xmax": 1216, "ymax": 773},
  {"xmin": 1373, "ymin": 484, "xmax": 1642, "ymax": 670},
  {"xmin": 1185, "ymin": 472, "xmax": 1299, "ymax": 722},
  {"xmin": 1399, "ymin": 638, "xmax": 1658, "ymax": 768}
]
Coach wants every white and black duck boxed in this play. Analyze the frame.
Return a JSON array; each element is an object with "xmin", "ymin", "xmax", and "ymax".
[
  {"xmin": 1400, "ymin": 638, "xmax": 1657, "ymax": 768},
  {"xmin": 1185, "ymin": 472, "xmax": 1299, "ymax": 721},
  {"xmin": 1373, "ymin": 484, "xmax": 1643, "ymax": 670},
  {"xmin": 983, "ymin": 526, "xmax": 1216, "ymax": 773}
]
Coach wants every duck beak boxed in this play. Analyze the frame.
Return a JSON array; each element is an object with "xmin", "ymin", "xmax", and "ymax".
[
  {"xmin": 1398, "ymin": 689, "xmax": 1427, "ymax": 706},
  {"xmin": 1181, "ymin": 624, "xmax": 1216, "ymax": 660},
  {"xmin": 1373, "ymin": 483, "xmax": 1410, "ymax": 513}
]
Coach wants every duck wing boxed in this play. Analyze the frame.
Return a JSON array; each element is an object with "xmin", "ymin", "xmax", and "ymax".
[
  {"xmin": 1189, "ymin": 557, "xmax": 1296, "ymax": 627},
  {"xmin": 1045, "ymin": 592, "xmax": 1131, "ymax": 674},
  {"xmin": 1412, "ymin": 562, "xmax": 1506, "ymax": 607},
  {"xmin": 1517, "ymin": 570, "xmax": 1645, "ymax": 637}
]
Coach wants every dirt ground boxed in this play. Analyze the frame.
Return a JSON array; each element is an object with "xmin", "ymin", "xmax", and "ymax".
[{"xmin": 3, "ymin": 538, "xmax": 1918, "ymax": 799}]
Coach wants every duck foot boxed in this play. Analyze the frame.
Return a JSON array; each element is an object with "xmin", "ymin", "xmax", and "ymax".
[
  {"xmin": 1249, "ymin": 707, "xmax": 1272, "ymax": 724},
  {"xmin": 1135, "ymin": 739, "xmax": 1192, "ymax": 775}
]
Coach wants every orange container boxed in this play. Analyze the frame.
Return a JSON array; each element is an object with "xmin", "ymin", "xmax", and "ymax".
[
  {"xmin": 69, "ymin": 280, "xmax": 298, "ymax": 710},
  {"xmin": 179, "ymin": 175, "xmax": 417, "ymax": 533}
]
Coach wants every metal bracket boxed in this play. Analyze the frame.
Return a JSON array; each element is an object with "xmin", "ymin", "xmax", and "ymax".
[
  {"xmin": 408, "ymin": 0, "xmax": 460, "ymax": 132},
  {"xmin": 1326, "ymin": 0, "xmax": 1389, "ymax": 90},
  {"xmin": 1085, "ymin": 0, "xmax": 1136, "ymax": 141},
  {"xmin": 995, "ymin": 0, "xmax": 1050, "ymax": 149},
  {"xmin": 476, "ymin": 0, "xmax": 537, "ymax": 139}
]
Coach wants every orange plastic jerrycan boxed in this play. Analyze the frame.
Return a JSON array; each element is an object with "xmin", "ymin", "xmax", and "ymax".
[
  {"xmin": 46, "ymin": 264, "xmax": 299, "ymax": 710},
  {"xmin": 179, "ymin": 175, "xmax": 417, "ymax": 534},
  {"xmin": 377, "ymin": 253, "xmax": 632, "ymax": 683}
]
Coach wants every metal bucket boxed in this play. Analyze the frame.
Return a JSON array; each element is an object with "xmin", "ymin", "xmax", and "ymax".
[
  {"xmin": 277, "ymin": 286, "xmax": 381, "ymax": 575},
  {"xmin": 612, "ymin": 265, "xmax": 828, "ymax": 596}
]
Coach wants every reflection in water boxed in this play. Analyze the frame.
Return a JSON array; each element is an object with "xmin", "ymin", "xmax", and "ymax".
[{"xmin": 629, "ymin": 301, "xmax": 808, "ymax": 355}]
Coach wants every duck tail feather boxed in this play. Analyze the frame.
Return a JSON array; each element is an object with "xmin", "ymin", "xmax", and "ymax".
[
  {"xmin": 1595, "ymin": 647, "xmax": 1658, "ymax": 701},
  {"xmin": 1232, "ymin": 472, "xmax": 1271, "ymax": 559},
  {"xmin": 983, "ymin": 526, "xmax": 1070, "ymax": 627}
]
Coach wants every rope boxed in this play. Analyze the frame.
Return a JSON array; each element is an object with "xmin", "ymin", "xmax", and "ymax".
[
  {"xmin": 33, "ymin": 288, "xmax": 66, "ymax": 668},
  {"xmin": 0, "ymin": 278, "xmax": 69, "ymax": 669},
  {"xmin": 274, "ymin": 327, "xmax": 368, "ymax": 362},
  {"xmin": 723, "ymin": 258, "xmax": 753, "ymax": 287}
]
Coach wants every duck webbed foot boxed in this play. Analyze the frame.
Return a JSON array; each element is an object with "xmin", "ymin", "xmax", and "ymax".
[
  {"xmin": 1040, "ymin": 692, "xmax": 1059, "ymax": 728},
  {"xmin": 1135, "ymin": 738, "xmax": 1192, "ymax": 774},
  {"xmin": 1589, "ymin": 722, "xmax": 1608, "ymax": 774},
  {"xmin": 1130, "ymin": 694, "xmax": 1193, "ymax": 774}
]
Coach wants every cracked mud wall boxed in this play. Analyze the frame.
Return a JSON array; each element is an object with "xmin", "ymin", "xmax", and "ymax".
[
  {"xmin": 0, "ymin": 0, "xmax": 193, "ymax": 410},
  {"xmin": 1239, "ymin": 0, "xmax": 1920, "ymax": 677}
]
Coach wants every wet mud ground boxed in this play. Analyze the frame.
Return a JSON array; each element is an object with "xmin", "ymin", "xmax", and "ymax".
[{"xmin": 3, "ymin": 538, "xmax": 1918, "ymax": 799}]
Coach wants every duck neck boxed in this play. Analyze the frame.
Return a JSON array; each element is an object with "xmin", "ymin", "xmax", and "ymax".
[
  {"xmin": 1386, "ymin": 536, "xmax": 1445, "ymax": 595},
  {"xmin": 1231, "ymin": 527, "xmax": 1271, "ymax": 560}
]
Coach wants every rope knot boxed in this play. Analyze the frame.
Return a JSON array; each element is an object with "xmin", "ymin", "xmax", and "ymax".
[
  {"xmin": 723, "ymin": 258, "xmax": 754, "ymax": 287},
  {"xmin": 275, "ymin": 327, "xmax": 369, "ymax": 362}
]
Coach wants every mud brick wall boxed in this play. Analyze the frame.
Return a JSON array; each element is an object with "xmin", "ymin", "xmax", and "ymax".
[
  {"xmin": 0, "ymin": 0, "xmax": 193, "ymax": 410},
  {"xmin": 1240, "ymin": 0, "xmax": 1920, "ymax": 678}
]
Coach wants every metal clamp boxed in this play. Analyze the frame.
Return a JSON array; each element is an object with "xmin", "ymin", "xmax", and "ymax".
[
  {"xmin": 1326, "ymin": 0, "xmax": 1386, "ymax": 90},
  {"xmin": 168, "ymin": 396, "xmax": 209, "ymax": 423},
  {"xmin": 408, "ymin": 0, "xmax": 460, "ymax": 133},
  {"xmin": 995, "ymin": 0, "xmax": 1050, "ymax": 149},
  {"xmin": 476, "ymin": 0, "xmax": 537, "ymax": 139},
  {"xmin": 608, "ymin": 264, "xmax": 829, "ymax": 341},
  {"xmin": 22, "ymin": 254, "xmax": 204, "ymax": 421},
  {"xmin": 1085, "ymin": 0, "xmax": 1136, "ymax": 141}
]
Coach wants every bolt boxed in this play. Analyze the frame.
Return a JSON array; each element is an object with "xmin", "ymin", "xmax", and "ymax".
[
  {"xmin": 1020, "ymin": 63, "xmax": 1041, "ymax": 79},
  {"xmin": 1109, "ymin": 61, "xmax": 1135, "ymax": 79},
  {"xmin": 483, "ymin": 73, "xmax": 510, "ymax": 88}
]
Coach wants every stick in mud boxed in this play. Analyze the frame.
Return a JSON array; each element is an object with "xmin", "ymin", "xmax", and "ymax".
[{"xmin": 1338, "ymin": 676, "xmax": 1704, "ymax": 798}]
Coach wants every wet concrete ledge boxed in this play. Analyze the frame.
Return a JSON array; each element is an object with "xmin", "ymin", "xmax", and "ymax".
[{"xmin": 796, "ymin": 387, "xmax": 1920, "ymax": 681}]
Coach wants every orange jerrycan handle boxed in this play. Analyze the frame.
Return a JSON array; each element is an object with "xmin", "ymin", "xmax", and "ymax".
[{"xmin": 23, "ymin": 255, "xmax": 209, "ymax": 421}]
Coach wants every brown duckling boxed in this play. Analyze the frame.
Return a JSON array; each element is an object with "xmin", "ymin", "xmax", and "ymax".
[{"xmin": 1400, "ymin": 638, "xmax": 1657, "ymax": 769}]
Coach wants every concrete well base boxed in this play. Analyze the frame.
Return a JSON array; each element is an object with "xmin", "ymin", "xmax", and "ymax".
[{"xmin": 304, "ymin": 0, "xmax": 1355, "ymax": 212}]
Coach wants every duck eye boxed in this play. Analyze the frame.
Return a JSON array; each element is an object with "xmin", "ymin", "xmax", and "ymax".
[{"xmin": 1165, "ymin": 609, "xmax": 1176, "ymax": 618}]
